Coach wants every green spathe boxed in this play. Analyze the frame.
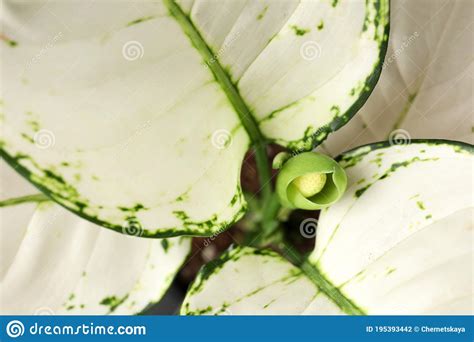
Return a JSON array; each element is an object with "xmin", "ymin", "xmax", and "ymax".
[{"xmin": 276, "ymin": 152, "xmax": 347, "ymax": 210}]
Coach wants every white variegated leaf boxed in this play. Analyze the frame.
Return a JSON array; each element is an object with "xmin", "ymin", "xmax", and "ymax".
[
  {"xmin": 0, "ymin": 163, "xmax": 191, "ymax": 315},
  {"xmin": 311, "ymin": 141, "xmax": 473, "ymax": 314},
  {"xmin": 182, "ymin": 141, "xmax": 473, "ymax": 315},
  {"xmin": 181, "ymin": 246, "xmax": 344, "ymax": 315},
  {"xmin": 0, "ymin": 0, "xmax": 388, "ymax": 236},
  {"xmin": 321, "ymin": 0, "xmax": 473, "ymax": 156},
  {"xmin": 180, "ymin": 0, "xmax": 389, "ymax": 150}
]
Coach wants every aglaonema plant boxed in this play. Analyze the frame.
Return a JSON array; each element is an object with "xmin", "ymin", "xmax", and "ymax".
[{"xmin": 0, "ymin": 0, "xmax": 472, "ymax": 316}]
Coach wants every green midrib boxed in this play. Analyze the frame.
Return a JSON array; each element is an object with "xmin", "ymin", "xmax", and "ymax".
[
  {"xmin": 165, "ymin": 0, "xmax": 364, "ymax": 315},
  {"xmin": 284, "ymin": 243, "xmax": 365, "ymax": 315},
  {"xmin": 163, "ymin": 0, "xmax": 272, "ymax": 200},
  {"xmin": 300, "ymin": 261, "xmax": 365, "ymax": 315},
  {"xmin": 163, "ymin": 0, "xmax": 262, "ymax": 142}
]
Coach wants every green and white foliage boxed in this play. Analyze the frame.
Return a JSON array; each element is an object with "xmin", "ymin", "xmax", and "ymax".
[
  {"xmin": 181, "ymin": 246, "xmax": 344, "ymax": 315},
  {"xmin": 0, "ymin": 0, "xmax": 389, "ymax": 237},
  {"xmin": 311, "ymin": 141, "xmax": 473, "ymax": 314},
  {"xmin": 178, "ymin": 0, "xmax": 389, "ymax": 150},
  {"xmin": 0, "ymin": 163, "xmax": 191, "ymax": 315},
  {"xmin": 321, "ymin": 0, "xmax": 473, "ymax": 156},
  {"xmin": 182, "ymin": 141, "xmax": 473, "ymax": 315}
]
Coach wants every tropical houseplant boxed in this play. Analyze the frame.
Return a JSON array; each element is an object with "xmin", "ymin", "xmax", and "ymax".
[{"xmin": 0, "ymin": 0, "xmax": 472, "ymax": 315}]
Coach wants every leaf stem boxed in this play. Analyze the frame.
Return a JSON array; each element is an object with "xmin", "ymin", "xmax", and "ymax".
[
  {"xmin": 259, "ymin": 191, "xmax": 281, "ymax": 239},
  {"xmin": 261, "ymin": 192, "xmax": 281, "ymax": 223},
  {"xmin": 253, "ymin": 142, "xmax": 273, "ymax": 201},
  {"xmin": 0, "ymin": 193, "xmax": 49, "ymax": 207}
]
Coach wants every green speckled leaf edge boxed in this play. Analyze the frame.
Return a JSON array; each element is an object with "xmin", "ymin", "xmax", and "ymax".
[
  {"xmin": 0, "ymin": 0, "xmax": 389, "ymax": 238},
  {"xmin": 273, "ymin": 0, "xmax": 390, "ymax": 151},
  {"xmin": 337, "ymin": 139, "xmax": 473, "ymax": 165},
  {"xmin": 0, "ymin": 151, "xmax": 247, "ymax": 239}
]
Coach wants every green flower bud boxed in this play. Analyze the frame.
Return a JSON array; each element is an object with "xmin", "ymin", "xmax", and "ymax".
[{"xmin": 275, "ymin": 152, "xmax": 347, "ymax": 210}]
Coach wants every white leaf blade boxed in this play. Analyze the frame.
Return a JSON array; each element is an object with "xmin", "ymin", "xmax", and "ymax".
[
  {"xmin": 1, "ymin": 0, "xmax": 388, "ymax": 236},
  {"xmin": 0, "ymin": 164, "xmax": 191, "ymax": 315},
  {"xmin": 0, "ymin": 162, "xmax": 39, "ymax": 278},
  {"xmin": 1, "ymin": 1, "xmax": 248, "ymax": 236},
  {"xmin": 1, "ymin": 202, "xmax": 191, "ymax": 315},
  {"xmin": 321, "ymin": 0, "xmax": 473, "ymax": 156},
  {"xmin": 190, "ymin": 0, "xmax": 389, "ymax": 150},
  {"xmin": 341, "ymin": 207, "xmax": 473, "ymax": 314},
  {"xmin": 181, "ymin": 247, "xmax": 341, "ymax": 315},
  {"xmin": 310, "ymin": 141, "xmax": 474, "ymax": 314}
]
